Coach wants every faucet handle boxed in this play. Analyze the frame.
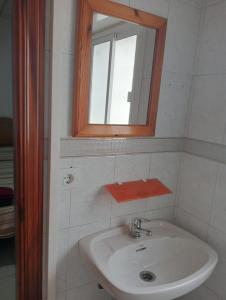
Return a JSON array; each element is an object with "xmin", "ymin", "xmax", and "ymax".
[
  {"xmin": 130, "ymin": 217, "xmax": 152, "ymax": 239},
  {"xmin": 131, "ymin": 217, "xmax": 150, "ymax": 229}
]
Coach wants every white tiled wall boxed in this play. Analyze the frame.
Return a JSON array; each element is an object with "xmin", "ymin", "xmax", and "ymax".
[
  {"xmin": 188, "ymin": 75, "xmax": 226, "ymax": 143},
  {"xmin": 56, "ymin": 152, "xmax": 180, "ymax": 300},
  {"xmin": 187, "ymin": 0, "xmax": 226, "ymax": 144},
  {"xmin": 43, "ymin": 0, "xmax": 51, "ymax": 299},
  {"xmin": 47, "ymin": 0, "xmax": 226, "ymax": 300},
  {"xmin": 176, "ymin": 154, "xmax": 226, "ymax": 300},
  {"xmin": 49, "ymin": 0, "xmax": 203, "ymax": 298},
  {"xmin": 176, "ymin": 1, "xmax": 226, "ymax": 298}
]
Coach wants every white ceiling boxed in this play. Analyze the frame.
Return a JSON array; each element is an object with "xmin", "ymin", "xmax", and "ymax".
[{"xmin": 93, "ymin": 13, "xmax": 125, "ymax": 34}]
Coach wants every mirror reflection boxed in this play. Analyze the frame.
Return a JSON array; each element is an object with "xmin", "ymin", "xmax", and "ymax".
[{"xmin": 89, "ymin": 13, "xmax": 156, "ymax": 125}]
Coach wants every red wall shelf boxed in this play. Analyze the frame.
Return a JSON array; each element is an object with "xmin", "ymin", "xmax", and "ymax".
[{"xmin": 105, "ymin": 179, "xmax": 172, "ymax": 203}]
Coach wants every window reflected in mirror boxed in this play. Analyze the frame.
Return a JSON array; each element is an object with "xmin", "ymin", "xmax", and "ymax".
[{"xmin": 89, "ymin": 13, "xmax": 156, "ymax": 125}]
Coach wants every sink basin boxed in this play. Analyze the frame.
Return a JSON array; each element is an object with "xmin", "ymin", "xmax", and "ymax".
[{"xmin": 79, "ymin": 221, "xmax": 218, "ymax": 300}]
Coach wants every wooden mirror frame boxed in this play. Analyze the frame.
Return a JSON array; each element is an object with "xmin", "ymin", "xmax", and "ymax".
[{"xmin": 72, "ymin": 0, "xmax": 167, "ymax": 137}]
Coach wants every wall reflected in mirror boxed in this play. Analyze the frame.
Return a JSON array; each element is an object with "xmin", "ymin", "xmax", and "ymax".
[
  {"xmin": 89, "ymin": 13, "xmax": 156, "ymax": 125},
  {"xmin": 0, "ymin": 0, "xmax": 16, "ymax": 299}
]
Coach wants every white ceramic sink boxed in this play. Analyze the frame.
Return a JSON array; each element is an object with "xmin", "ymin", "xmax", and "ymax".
[{"xmin": 79, "ymin": 221, "xmax": 218, "ymax": 300}]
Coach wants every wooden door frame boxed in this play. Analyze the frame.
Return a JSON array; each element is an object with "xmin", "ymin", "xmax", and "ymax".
[{"xmin": 14, "ymin": 0, "xmax": 45, "ymax": 299}]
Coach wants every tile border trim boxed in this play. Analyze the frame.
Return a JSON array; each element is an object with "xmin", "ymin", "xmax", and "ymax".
[
  {"xmin": 60, "ymin": 137, "xmax": 184, "ymax": 157},
  {"xmin": 61, "ymin": 137, "xmax": 226, "ymax": 164},
  {"xmin": 184, "ymin": 138, "xmax": 226, "ymax": 164}
]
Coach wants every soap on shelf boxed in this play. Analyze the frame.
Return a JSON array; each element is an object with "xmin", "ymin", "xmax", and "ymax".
[{"xmin": 105, "ymin": 179, "xmax": 172, "ymax": 203}]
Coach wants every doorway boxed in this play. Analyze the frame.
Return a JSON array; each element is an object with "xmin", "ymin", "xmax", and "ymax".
[
  {"xmin": 0, "ymin": 1, "xmax": 16, "ymax": 298},
  {"xmin": 0, "ymin": 0, "xmax": 45, "ymax": 299}
]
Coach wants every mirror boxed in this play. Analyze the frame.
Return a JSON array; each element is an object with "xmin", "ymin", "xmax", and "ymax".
[
  {"xmin": 89, "ymin": 13, "xmax": 156, "ymax": 125},
  {"xmin": 73, "ymin": 0, "xmax": 167, "ymax": 137}
]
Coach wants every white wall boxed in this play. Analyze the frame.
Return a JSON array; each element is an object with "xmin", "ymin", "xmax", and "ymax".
[
  {"xmin": 176, "ymin": 1, "xmax": 226, "ymax": 299},
  {"xmin": 186, "ymin": 0, "xmax": 226, "ymax": 144},
  {"xmin": 46, "ymin": 1, "xmax": 203, "ymax": 300},
  {"xmin": 56, "ymin": 152, "xmax": 180, "ymax": 300},
  {"xmin": 57, "ymin": 0, "xmax": 201, "ymax": 138}
]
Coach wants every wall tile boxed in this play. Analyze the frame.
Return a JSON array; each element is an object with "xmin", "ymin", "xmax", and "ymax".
[
  {"xmin": 176, "ymin": 152, "xmax": 226, "ymax": 300},
  {"xmin": 145, "ymin": 207, "xmax": 175, "ymax": 222},
  {"xmin": 70, "ymin": 156, "xmax": 115, "ymax": 203},
  {"xmin": 210, "ymin": 164, "xmax": 226, "ymax": 234},
  {"xmin": 58, "ymin": 54, "xmax": 74, "ymax": 137},
  {"xmin": 66, "ymin": 244, "xmax": 94, "ymax": 290},
  {"xmin": 129, "ymin": 0, "xmax": 170, "ymax": 18},
  {"xmin": 69, "ymin": 156, "xmax": 114, "ymax": 226},
  {"xmin": 43, "ymin": 160, "xmax": 49, "ymax": 235},
  {"xmin": 156, "ymin": 73, "xmax": 192, "ymax": 137},
  {"xmin": 110, "ymin": 211, "xmax": 145, "ymax": 228},
  {"xmin": 56, "ymin": 229, "xmax": 69, "ymax": 292},
  {"xmin": 111, "ymin": 198, "xmax": 147, "ymax": 217},
  {"xmin": 183, "ymin": 138, "xmax": 226, "ymax": 164},
  {"xmin": 45, "ymin": 15, "xmax": 51, "ymax": 52},
  {"xmin": 223, "ymin": 129, "xmax": 226, "ymax": 145},
  {"xmin": 177, "ymin": 154, "xmax": 218, "ymax": 222},
  {"xmin": 174, "ymin": 207, "xmax": 191, "ymax": 231},
  {"xmin": 207, "ymin": 226, "xmax": 226, "ymax": 261},
  {"xmin": 146, "ymin": 152, "xmax": 181, "ymax": 210},
  {"xmin": 146, "ymin": 195, "xmax": 175, "ymax": 211},
  {"xmin": 60, "ymin": 158, "xmax": 73, "ymax": 169},
  {"xmin": 57, "ymin": 190, "xmax": 71, "ymax": 229},
  {"xmin": 186, "ymin": 0, "xmax": 226, "ymax": 174},
  {"xmin": 66, "ymin": 222, "xmax": 110, "ymax": 290},
  {"xmin": 67, "ymin": 221, "xmax": 110, "ymax": 246},
  {"xmin": 178, "ymin": 285, "xmax": 219, "ymax": 300},
  {"xmin": 66, "ymin": 282, "xmax": 112, "ymax": 300},
  {"xmin": 57, "ymin": 291, "xmax": 66, "ymax": 300},
  {"xmin": 175, "ymin": 208, "xmax": 209, "ymax": 240},
  {"xmin": 205, "ymin": 259, "xmax": 226, "ymax": 299},
  {"xmin": 163, "ymin": 0, "xmax": 201, "ymax": 74},
  {"xmin": 54, "ymin": 0, "xmax": 76, "ymax": 55},
  {"xmin": 188, "ymin": 75, "xmax": 226, "ymax": 143},
  {"xmin": 42, "ymin": 235, "xmax": 48, "ymax": 299},
  {"xmin": 50, "ymin": 51, "xmax": 74, "ymax": 138},
  {"xmin": 206, "ymin": 0, "xmax": 226, "ymax": 5},
  {"xmin": 114, "ymin": 154, "xmax": 150, "ymax": 182},
  {"xmin": 149, "ymin": 152, "xmax": 181, "ymax": 192},
  {"xmin": 182, "ymin": 0, "xmax": 207, "ymax": 8},
  {"xmin": 70, "ymin": 192, "xmax": 111, "ymax": 226},
  {"xmin": 61, "ymin": 138, "xmax": 184, "ymax": 158},
  {"xmin": 195, "ymin": 1, "xmax": 226, "ymax": 75}
]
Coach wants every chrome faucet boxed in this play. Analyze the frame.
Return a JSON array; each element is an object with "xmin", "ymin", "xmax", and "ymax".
[{"xmin": 130, "ymin": 217, "xmax": 152, "ymax": 239}]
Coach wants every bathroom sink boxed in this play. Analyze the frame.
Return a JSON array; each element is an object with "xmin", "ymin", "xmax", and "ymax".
[{"xmin": 79, "ymin": 221, "xmax": 218, "ymax": 300}]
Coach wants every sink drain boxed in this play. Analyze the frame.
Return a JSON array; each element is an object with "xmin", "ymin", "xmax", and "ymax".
[{"xmin": 139, "ymin": 271, "xmax": 156, "ymax": 282}]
